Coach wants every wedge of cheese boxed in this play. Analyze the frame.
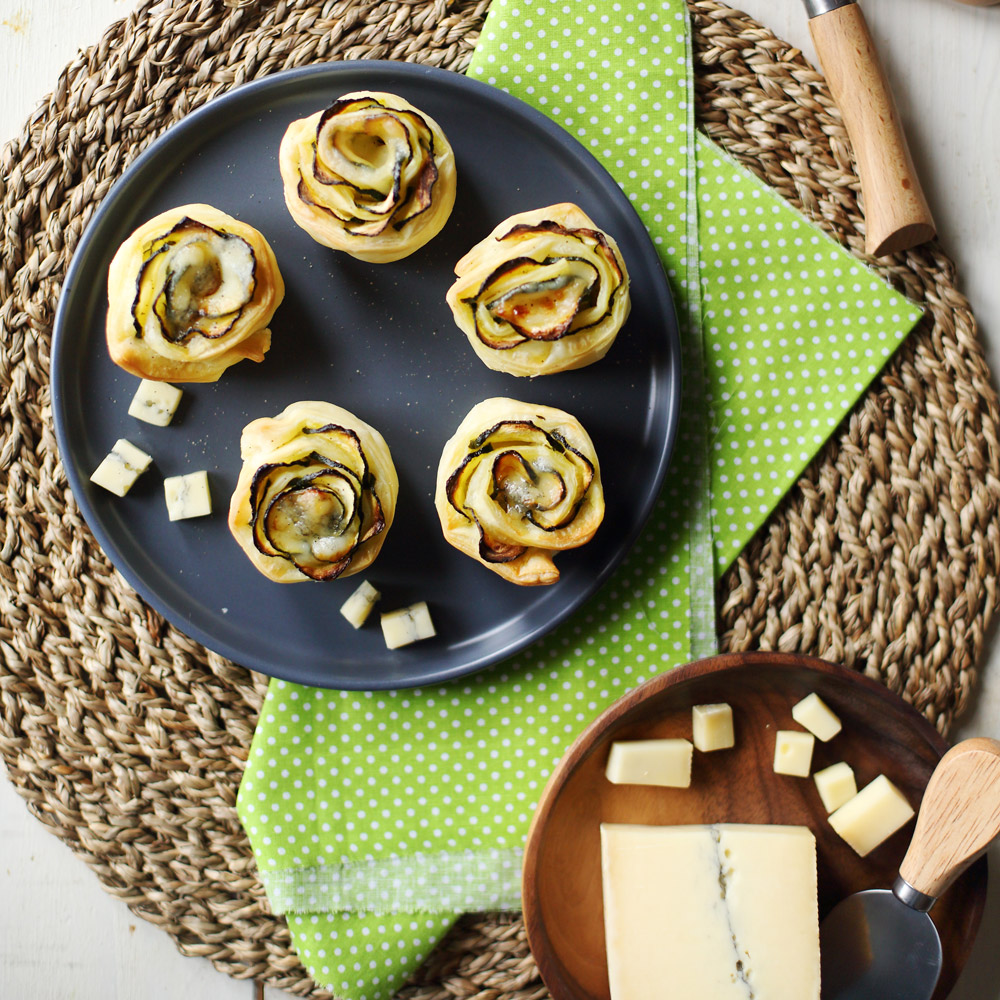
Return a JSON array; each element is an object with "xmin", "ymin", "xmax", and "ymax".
[{"xmin": 601, "ymin": 823, "xmax": 820, "ymax": 1000}]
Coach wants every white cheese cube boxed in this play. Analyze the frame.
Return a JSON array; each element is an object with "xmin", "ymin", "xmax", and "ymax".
[
  {"xmin": 164, "ymin": 471, "xmax": 212, "ymax": 521},
  {"xmin": 128, "ymin": 379, "xmax": 183, "ymax": 426},
  {"xmin": 381, "ymin": 601, "xmax": 435, "ymax": 649},
  {"xmin": 691, "ymin": 703, "xmax": 735, "ymax": 752},
  {"xmin": 605, "ymin": 739, "xmax": 693, "ymax": 788},
  {"xmin": 791, "ymin": 693, "xmax": 842, "ymax": 742},
  {"xmin": 813, "ymin": 761, "xmax": 858, "ymax": 814},
  {"xmin": 340, "ymin": 580, "xmax": 381, "ymax": 629},
  {"xmin": 90, "ymin": 438, "xmax": 152, "ymax": 496},
  {"xmin": 601, "ymin": 823, "xmax": 820, "ymax": 1000},
  {"xmin": 773, "ymin": 729, "xmax": 815, "ymax": 777},
  {"xmin": 828, "ymin": 774, "xmax": 915, "ymax": 856}
]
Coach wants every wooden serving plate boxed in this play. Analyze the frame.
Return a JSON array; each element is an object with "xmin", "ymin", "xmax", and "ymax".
[{"xmin": 522, "ymin": 652, "xmax": 987, "ymax": 1000}]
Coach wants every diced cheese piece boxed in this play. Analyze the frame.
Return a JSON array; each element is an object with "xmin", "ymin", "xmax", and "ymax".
[
  {"xmin": 605, "ymin": 739, "xmax": 693, "ymax": 788},
  {"xmin": 791, "ymin": 693, "xmax": 842, "ymax": 742},
  {"xmin": 692, "ymin": 703, "xmax": 735, "ymax": 752},
  {"xmin": 381, "ymin": 601, "xmax": 435, "ymax": 649},
  {"xmin": 164, "ymin": 471, "xmax": 212, "ymax": 521},
  {"xmin": 813, "ymin": 761, "xmax": 858, "ymax": 814},
  {"xmin": 828, "ymin": 774, "xmax": 915, "ymax": 856},
  {"xmin": 90, "ymin": 438, "xmax": 152, "ymax": 496},
  {"xmin": 340, "ymin": 580, "xmax": 381, "ymax": 628},
  {"xmin": 128, "ymin": 379, "xmax": 183, "ymax": 426},
  {"xmin": 773, "ymin": 730, "xmax": 815, "ymax": 777},
  {"xmin": 601, "ymin": 823, "xmax": 820, "ymax": 1000}
]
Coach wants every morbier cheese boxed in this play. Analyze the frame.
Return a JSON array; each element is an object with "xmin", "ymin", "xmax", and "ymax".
[{"xmin": 601, "ymin": 823, "xmax": 820, "ymax": 1000}]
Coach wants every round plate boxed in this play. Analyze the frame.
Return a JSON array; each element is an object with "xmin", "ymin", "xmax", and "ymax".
[
  {"xmin": 51, "ymin": 61, "xmax": 680, "ymax": 690},
  {"xmin": 522, "ymin": 652, "xmax": 987, "ymax": 1000}
]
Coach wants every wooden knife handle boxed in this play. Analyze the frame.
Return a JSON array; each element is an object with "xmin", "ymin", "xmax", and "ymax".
[
  {"xmin": 809, "ymin": 3, "xmax": 935, "ymax": 257},
  {"xmin": 899, "ymin": 738, "xmax": 1000, "ymax": 899}
]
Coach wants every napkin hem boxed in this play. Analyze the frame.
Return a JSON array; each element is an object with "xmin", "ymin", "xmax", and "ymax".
[{"xmin": 259, "ymin": 847, "xmax": 524, "ymax": 916}]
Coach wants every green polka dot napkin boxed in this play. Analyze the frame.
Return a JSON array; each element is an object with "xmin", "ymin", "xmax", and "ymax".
[{"xmin": 236, "ymin": 2, "xmax": 923, "ymax": 996}]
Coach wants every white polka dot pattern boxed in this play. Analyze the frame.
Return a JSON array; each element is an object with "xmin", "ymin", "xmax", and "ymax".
[
  {"xmin": 475, "ymin": 0, "xmax": 718, "ymax": 651},
  {"xmin": 696, "ymin": 135, "xmax": 923, "ymax": 568},
  {"xmin": 236, "ymin": 2, "xmax": 924, "ymax": 997}
]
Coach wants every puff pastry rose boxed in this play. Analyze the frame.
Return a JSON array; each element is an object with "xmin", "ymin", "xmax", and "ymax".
[
  {"xmin": 445, "ymin": 203, "xmax": 630, "ymax": 377},
  {"xmin": 279, "ymin": 91, "xmax": 457, "ymax": 263},
  {"xmin": 435, "ymin": 398, "xmax": 604, "ymax": 586},
  {"xmin": 106, "ymin": 204, "xmax": 284, "ymax": 382},
  {"xmin": 228, "ymin": 401, "xmax": 398, "ymax": 583}
]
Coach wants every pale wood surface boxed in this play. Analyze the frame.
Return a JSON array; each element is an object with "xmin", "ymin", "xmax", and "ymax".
[
  {"xmin": 808, "ymin": 2, "xmax": 935, "ymax": 255},
  {"xmin": 1, "ymin": 1, "xmax": 999, "ymax": 998}
]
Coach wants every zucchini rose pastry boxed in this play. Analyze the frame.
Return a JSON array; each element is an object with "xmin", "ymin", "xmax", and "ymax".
[
  {"xmin": 279, "ymin": 91, "xmax": 457, "ymax": 263},
  {"xmin": 106, "ymin": 204, "xmax": 284, "ymax": 382},
  {"xmin": 228, "ymin": 401, "xmax": 398, "ymax": 583},
  {"xmin": 435, "ymin": 398, "xmax": 604, "ymax": 586},
  {"xmin": 445, "ymin": 203, "xmax": 630, "ymax": 377}
]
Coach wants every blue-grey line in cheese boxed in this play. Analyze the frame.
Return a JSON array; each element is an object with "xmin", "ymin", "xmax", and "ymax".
[{"xmin": 600, "ymin": 823, "xmax": 821, "ymax": 1000}]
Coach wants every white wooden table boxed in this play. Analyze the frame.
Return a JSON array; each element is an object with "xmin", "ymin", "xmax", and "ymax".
[{"xmin": 1, "ymin": 1, "xmax": 998, "ymax": 997}]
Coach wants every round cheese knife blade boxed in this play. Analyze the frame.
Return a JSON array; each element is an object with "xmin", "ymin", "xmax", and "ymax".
[
  {"xmin": 822, "ymin": 739, "xmax": 1000, "ymax": 999},
  {"xmin": 820, "ymin": 888, "xmax": 942, "ymax": 1000}
]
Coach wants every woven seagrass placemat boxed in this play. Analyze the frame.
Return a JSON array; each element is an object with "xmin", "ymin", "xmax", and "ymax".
[{"xmin": 2, "ymin": 0, "xmax": 998, "ymax": 996}]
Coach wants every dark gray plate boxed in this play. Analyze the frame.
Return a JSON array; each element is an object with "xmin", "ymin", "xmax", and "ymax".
[{"xmin": 51, "ymin": 61, "xmax": 680, "ymax": 690}]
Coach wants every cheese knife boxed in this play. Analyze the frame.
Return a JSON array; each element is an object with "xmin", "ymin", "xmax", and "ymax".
[
  {"xmin": 803, "ymin": 0, "xmax": 935, "ymax": 257},
  {"xmin": 820, "ymin": 737, "xmax": 1000, "ymax": 999}
]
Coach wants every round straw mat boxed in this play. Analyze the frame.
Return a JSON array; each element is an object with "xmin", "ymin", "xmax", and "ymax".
[{"xmin": 1, "ymin": 0, "xmax": 998, "ymax": 996}]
